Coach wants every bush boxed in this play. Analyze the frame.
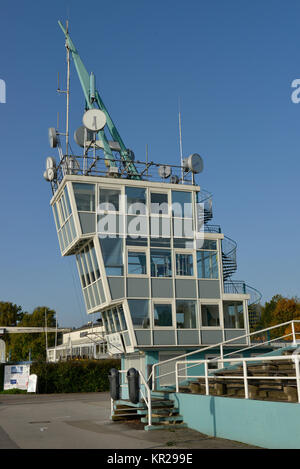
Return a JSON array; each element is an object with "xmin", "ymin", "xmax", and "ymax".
[{"xmin": 31, "ymin": 359, "xmax": 121, "ymax": 394}]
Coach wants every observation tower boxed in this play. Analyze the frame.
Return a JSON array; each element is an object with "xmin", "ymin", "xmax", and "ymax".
[{"xmin": 44, "ymin": 22, "xmax": 261, "ymax": 388}]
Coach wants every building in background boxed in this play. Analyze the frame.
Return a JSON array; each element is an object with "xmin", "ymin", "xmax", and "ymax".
[{"xmin": 47, "ymin": 323, "xmax": 108, "ymax": 362}]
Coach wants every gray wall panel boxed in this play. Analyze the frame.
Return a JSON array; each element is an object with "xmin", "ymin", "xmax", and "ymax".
[
  {"xmin": 135, "ymin": 330, "xmax": 152, "ymax": 346},
  {"xmin": 224, "ymin": 329, "xmax": 247, "ymax": 344},
  {"xmin": 201, "ymin": 330, "xmax": 223, "ymax": 344},
  {"xmin": 175, "ymin": 279, "xmax": 197, "ymax": 298},
  {"xmin": 198, "ymin": 280, "xmax": 220, "ymax": 299},
  {"xmin": 151, "ymin": 279, "xmax": 173, "ymax": 298},
  {"xmin": 78, "ymin": 213, "xmax": 96, "ymax": 234},
  {"xmin": 153, "ymin": 330, "xmax": 176, "ymax": 345},
  {"xmin": 127, "ymin": 278, "xmax": 149, "ymax": 298},
  {"xmin": 108, "ymin": 277, "xmax": 125, "ymax": 300},
  {"xmin": 177, "ymin": 330, "xmax": 200, "ymax": 345}
]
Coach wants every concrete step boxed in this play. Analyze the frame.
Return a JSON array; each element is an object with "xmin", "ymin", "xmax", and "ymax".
[
  {"xmin": 111, "ymin": 413, "xmax": 140, "ymax": 421},
  {"xmin": 144, "ymin": 422, "xmax": 188, "ymax": 431},
  {"xmin": 141, "ymin": 415, "xmax": 184, "ymax": 424}
]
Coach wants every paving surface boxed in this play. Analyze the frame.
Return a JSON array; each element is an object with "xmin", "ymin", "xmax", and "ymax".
[{"xmin": 0, "ymin": 392, "xmax": 258, "ymax": 449}]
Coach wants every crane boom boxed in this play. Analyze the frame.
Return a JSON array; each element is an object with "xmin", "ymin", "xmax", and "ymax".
[{"xmin": 58, "ymin": 21, "xmax": 141, "ymax": 179}]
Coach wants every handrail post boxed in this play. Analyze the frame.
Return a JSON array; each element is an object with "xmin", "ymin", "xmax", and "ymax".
[
  {"xmin": 294, "ymin": 356, "xmax": 300, "ymax": 404},
  {"xmin": 220, "ymin": 344, "xmax": 224, "ymax": 368},
  {"xmin": 243, "ymin": 360, "xmax": 249, "ymax": 399},
  {"xmin": 204, "ymin": 361, "xmax": 209, "ymax": 395},
  {"xmin": 292, "ymin": 321, "xmax": 297, "ymax": 346},
  {"xmin": 175, "ymin": 362, "xmax": 179, "ymax": 393},
  {"xmin": 151, "ymin": 364, "xmax": 156, "ymax": 391}
]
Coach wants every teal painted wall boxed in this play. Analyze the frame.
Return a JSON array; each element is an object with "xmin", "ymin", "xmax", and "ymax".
[{"xmin": 173, "ymin": 393, "xmax": 300, "ymax": 449}]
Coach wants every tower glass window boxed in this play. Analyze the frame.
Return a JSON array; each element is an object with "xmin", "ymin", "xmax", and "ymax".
[
  {"xmin": 153, "ymin": 303, "xmax": 173, "ymax": 327},
  {"xmin": 73, "ymin": 183, "xmax": 95, "ymax": 211},
  {"xmin": 150, "ymin": 192, "xmax": 169, "ymax": 215},
  {"xmin": 128, "ymin": 300, "xmax": 150, "ymax": 328},
  {"xmin": 128, "ymin": 251, "xmax": 147, "ymax": 275},
  {"xmin": 126, "ymin": 187, "xmax": 146, "ymax": 214},
  {"xmin": 223, "ymin": 301, "xmax": 244, "ymax": 329},
  {"xmin": 201, "ymin": 304, "xmax": 220, "ymax": 327},
  {"xmin": 99, "ymin": 188, "xmax": 121, "ymax": 212},
  {"xmin": 197, "ymin": 251, "xmax": 218, "ymax": 279},
  {"xmin": 175, "ymin": 253, "xmax": 194, "ymax": 276},
  {"xmin": 150, "ymin": 249, "xmax": 172, "ymax": 277},
  {"xmin": 176, "ymin": 300, "xmax": 197, "ymax": 328},
  {"xmin": 172, "ymin": 191, "xmax": 192, "ymax": 218},
  {"xmin": 99, "ymin": 237, "xmax": 124, "ymax": 276}
]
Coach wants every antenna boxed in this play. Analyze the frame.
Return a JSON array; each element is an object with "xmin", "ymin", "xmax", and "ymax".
[
  {"xmin": 178, "ymin": 97, "xmax": 184, "ymax": 182},
  {"xmin": 65, "ymin": 20, "xmax": 70, "ymax": 156},
  {"xmin": 56, "ymin": 20, "xmax": 71, "ymax": 157}
]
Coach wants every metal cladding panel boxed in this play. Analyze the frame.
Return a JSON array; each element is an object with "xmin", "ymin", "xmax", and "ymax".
[
  {"xmin": 107, "ymin": 277, "xmax": 125, "ymax": 300},
  {"xmin": 224, "ymin": 330, "xmax": 247, "ymax": 344},
  {"xmin": 135, "ymin": 330, "xmax": 152, "ymax": 346},
  {"xmin": 177, "ymin": 330, "xmax": 200, "ymax": 345},
  {"xmin": 127, "ymin": 278, "xmax": 149, "ymax": 298},
  {"xmin": 201, "ymin": 330, "xmax": 223, "ymax": 344},
  {"xmin": 78, "ymin": 212, "xmax": 96, "ymax": 234},
  {"xmin": 175, "ymin": 279, "xmax": 197, "ymax": 298},
  {"xmin": 198, "ymin": 280, "xmax": 220, "ymax": 299},
  {"xmin": 151, "ymin": 279, "xmax": 173, "ymax": 298},
  {"xmin": 153, "ymin": 330, "xmax": 176, "ymax": 345}
]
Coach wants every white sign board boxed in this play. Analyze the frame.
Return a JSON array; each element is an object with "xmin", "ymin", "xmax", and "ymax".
[
  {"xmin": 106, "ymin": 333, "xmax": 124, "ymax": 355},
  {"xmin": 0, "ymin": 339, "xmax": 6, "ymax": 363},
  {"xmin": 4, "ymin": 364, "xmax": 30, "ymax": 391},
  {"xmin": 27, "ymin": 374, "xmax": 37, "ymax": 393}
]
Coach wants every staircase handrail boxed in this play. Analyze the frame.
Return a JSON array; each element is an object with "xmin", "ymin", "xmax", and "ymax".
[{"xmin": 148, "ymin": 319, "xmax": 300, "ymax": 390}]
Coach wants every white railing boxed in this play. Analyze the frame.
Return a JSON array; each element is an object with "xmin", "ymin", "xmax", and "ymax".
[
  {"xmin": 149, "ymin": 320, "xmax": 300, "ymax": 391},
  {"xmin": 111, "ymin": 369, "xmax": 152, "ymax": 426},
  {"xmin": 175, "ymin": 354, "xmax": 300, "ymax": 403}
]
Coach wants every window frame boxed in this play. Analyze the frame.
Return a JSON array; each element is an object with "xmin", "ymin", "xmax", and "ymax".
[
  {"xmin": 152, "ymin": 300, "xmax": 174, "ymax": 329},
  {"xmin": 174, "ymin": 249, "xmax": 195, "ymax": 278},
  {"xmin": 126, "ymin": 247, "xmax": 148, "ymax": 277}
]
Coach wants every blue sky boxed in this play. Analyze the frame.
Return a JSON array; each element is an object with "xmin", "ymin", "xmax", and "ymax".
[{"xmin": 1, "ymin": 0, "xmax": 300, "ymax": 327}]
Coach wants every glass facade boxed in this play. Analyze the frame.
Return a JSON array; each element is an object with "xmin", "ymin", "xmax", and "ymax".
[
  {"xmin": 128, "ymin": 251, "xmax": 147, "ymax": 275},
  {"xmin": 175, "ymin": 253, "xmax": 194, "ymax": 276},
  {"xmin": 99, "ymin": 237, "xmax": 124, "ymax": 276},
  {"xmin": 150, "ymin": 249, "xmax": 172, "ymax": 277},
  {"xmin": 127, "ymin": 300, "xmax": 150, "ymax": 328},
  {"xmin": 176, "ymin": 300, "xmax": 197, "ymax": 328},
  {"xmin": 153, "ymin": 303, "xmax": 173, "ymax": 327},
  {"xmin": 201, "ymin": 304, "xmax": 220, "ymax": 327},
  {"xmin": 52, "ymin": 181, "xmax": 248, "ymax": 345},
  {"xmin": 73, "ymin": 183, "xmax": 95, "ymax": 211},
  {"xmin": 197, "ymin": 251, "xmax": 218, "ymax": 279},
  {"xmin": 223, "ymin": 301, "xmax": 244, "ymax": 328}
]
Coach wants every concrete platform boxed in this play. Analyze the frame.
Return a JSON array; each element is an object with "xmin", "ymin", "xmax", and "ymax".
[{"xmin": 0, "ymin": 392, "xmax": 258, "ymax": 449}]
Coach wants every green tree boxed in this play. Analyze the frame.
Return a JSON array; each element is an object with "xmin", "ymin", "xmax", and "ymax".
[
  {"xmin": 0, "ymin": 302, "xmax": 24, "ymax": 326},
  {"xmin": 8, "ymin": 306, "xmax": 57, "ymax": 362}
]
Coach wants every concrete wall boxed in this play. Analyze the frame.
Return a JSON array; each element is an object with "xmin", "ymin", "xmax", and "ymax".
[{"xmin": 172, "ymin": 392, "xmax": 300, "ymax": 449}]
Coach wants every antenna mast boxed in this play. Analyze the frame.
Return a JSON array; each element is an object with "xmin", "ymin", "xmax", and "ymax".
[
  {"xmin": 65, "ymin": 20, "xmax": 70, "ymax": 156},
  {"xmin": 178, "ymin": 98, "xmax": 184, "ymax": 182}
]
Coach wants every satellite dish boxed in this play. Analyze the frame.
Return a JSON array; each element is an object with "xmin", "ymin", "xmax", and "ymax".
[
  {"xmin": 82, "ymin": 109, "xmax": 106, "ymax": 131},
  {"xmin": 170, "ymin": 175, "xmax": 179, "ymax": 184},
  {"xmin": 183, "ymin": 153, "xmax": 204, "ymax": 174},
  {"xmin": 44, "ymin": 157, "xmax": 57, "ymax": 182},
  {"xmin": 46, "ymin": 156, "xmax": 56, "ymax": 169},
  {"xmin": 48, "ymin": 128, "xmax": 58, "ymax": 148},
  {"xmin": 74, "ymin": 126, "xmax": 95, "ymax": 147},
  {"xmin": 43, "ymin": 168, "xmax": 56, "ymax": 181},
  {"xmin": 158, "ymin": 165, "xmax": 172, "ymax": 179}
]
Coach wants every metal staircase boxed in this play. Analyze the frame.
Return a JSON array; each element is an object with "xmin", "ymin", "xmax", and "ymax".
[{"xmin": 111, "ymin": 394, "xmax": 187, "ymax": 431}]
